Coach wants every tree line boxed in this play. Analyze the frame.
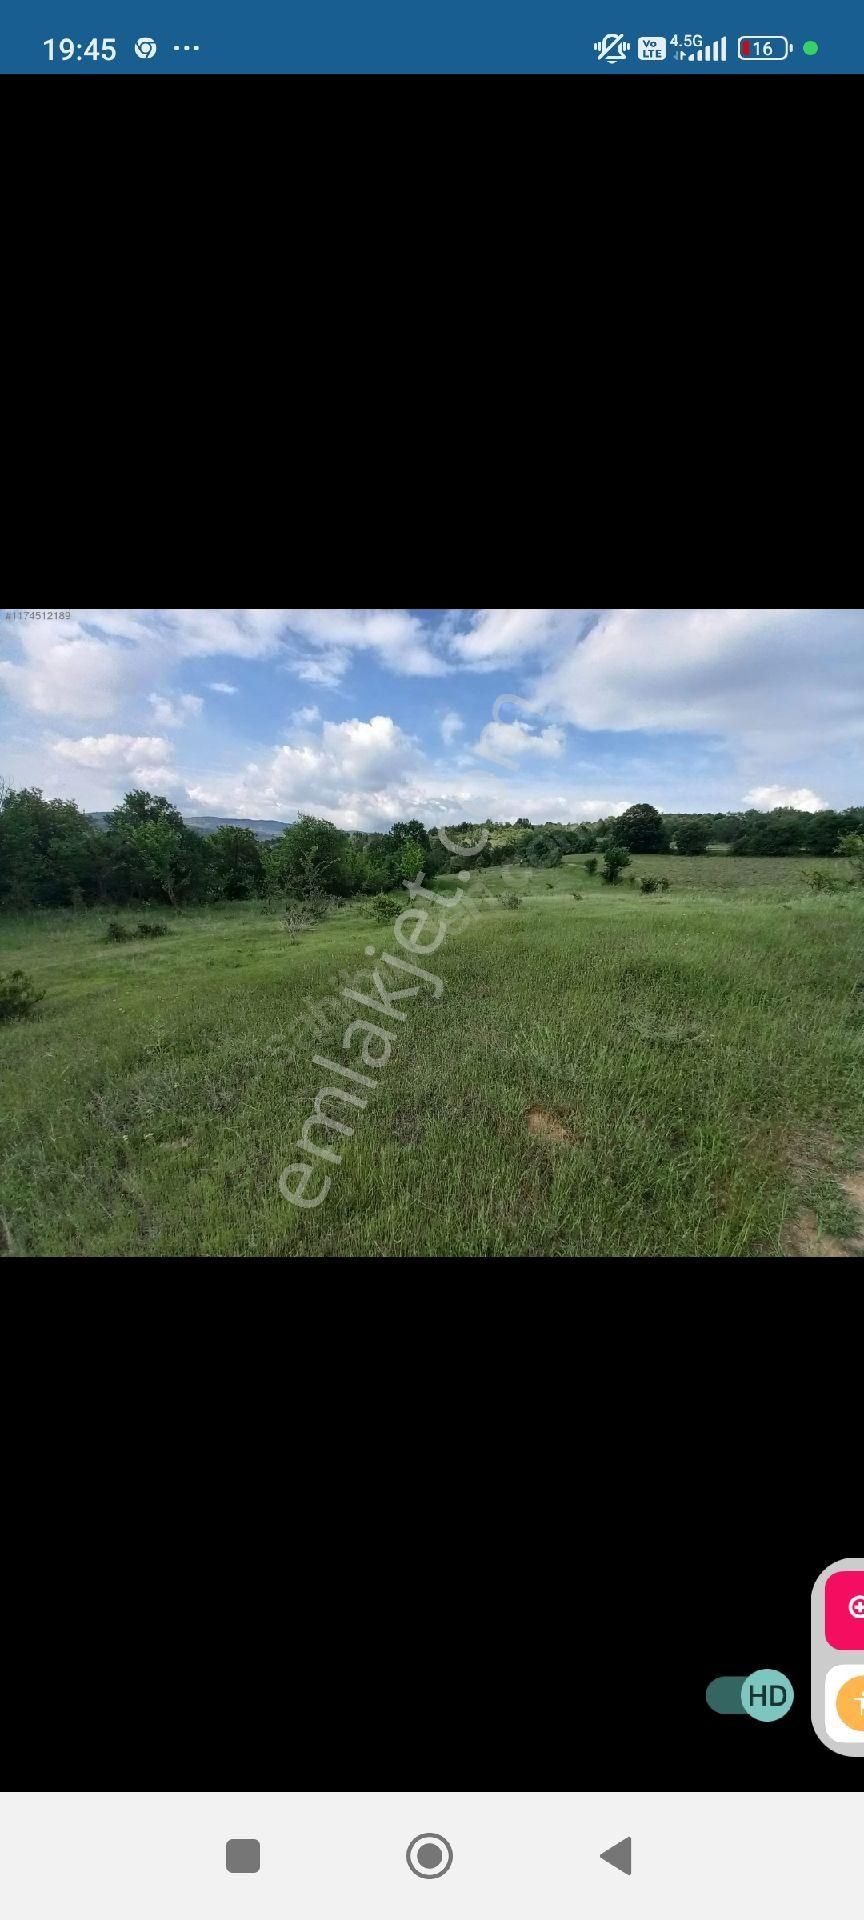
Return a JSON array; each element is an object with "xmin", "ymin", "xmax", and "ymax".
[{"xmin": 1, "ymin": 782, "xmax": 862, "ymax": 912}]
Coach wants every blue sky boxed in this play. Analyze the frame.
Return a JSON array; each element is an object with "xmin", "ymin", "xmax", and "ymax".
[{"xmin": 0, "ymin": 608, "xmax": 861, "ymax": 826}]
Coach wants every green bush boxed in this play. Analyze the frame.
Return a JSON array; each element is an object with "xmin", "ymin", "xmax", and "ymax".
[
  {"xmin": 106, "ymin": 920, "xmax": 133, "ymax": 942},
  {"xmin": 658, "ymin": 877, "xmax": 671, "ymax": 891},
  {"xmin": 804, "ymin": 870, "xmax": 846, "ymax": 894},
  {"xmin": 602, "ymin": 848, "xmax": 632, "ymax": 885},
  {"xmin": 370, "ymin": 892, "xmax": 398, "ymax": 924},
  {"xmin": 0, "ymin": 968, "xmax": 46, "ymax": 1022},
  {"xmin": 640, "ymin": 876, "xmax": 660, "ymax": 893},
  {"xmin": 136, "ymin": 921, "xmax": 169, "ymax": 938},
  {"xmin": 572, "ymin": 891, "xmax": 583, "ymax": 900},
  {"xmin": 504, "ymin": 894, "xmax": 522, "ymax": 909},
  {"xmin": 836, "ymin": 833, "xmax": 864, "ymax": 882},
  {"xmin": 583, "ymin": 857, "xmax": 598, "ymax": 876}
]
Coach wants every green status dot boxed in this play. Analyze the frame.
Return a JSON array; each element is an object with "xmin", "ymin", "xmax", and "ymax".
[{"xmin": 803, "ymin": 38, "xmax": 818, "ymax": 52}]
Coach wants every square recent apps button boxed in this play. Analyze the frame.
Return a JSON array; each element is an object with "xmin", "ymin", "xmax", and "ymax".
[{"xmin": 825, "ymin": 1571, "xmax": 864, "ymax": 1648}]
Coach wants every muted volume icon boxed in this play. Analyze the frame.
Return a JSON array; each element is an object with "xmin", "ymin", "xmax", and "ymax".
[
  {"xmin": 407, "ymin": 1835, "xmax": 453, "ymax": 1880},
  {"xmin": 593, "ymin": 31, "xmax": 631, "ymax": 58}
]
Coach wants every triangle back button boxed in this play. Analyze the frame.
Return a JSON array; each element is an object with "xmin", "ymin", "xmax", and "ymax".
[{"xmin": 600, "ymin": 1838, "xmax": 632, "ymax": 1877}]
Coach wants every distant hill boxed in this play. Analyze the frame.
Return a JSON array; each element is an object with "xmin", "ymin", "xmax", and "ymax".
[{"xmin": 88, "ymin": 812, "xmax": 289, "ymax": 840}]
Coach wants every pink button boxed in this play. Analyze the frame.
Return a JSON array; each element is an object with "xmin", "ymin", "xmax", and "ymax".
[{"xmin": 825, "ymin": 1571, "xmax": 864, "ymax": 1649}]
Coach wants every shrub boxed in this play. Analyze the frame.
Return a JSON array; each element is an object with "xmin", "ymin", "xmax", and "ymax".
[
  {"xmin": 572, "ymin": 891, "xmax": 583, "ymax": 900},
  {"xmin": 602, "ymin": 847, "xmax": 631, "ymax": 885},
  {"xmin": 504, "ymin": 894, "xmax": 522, "ymax": 909},
  {"xmin": 136, "ymin": 921, "xmax": 168, "ymax": 938},
  {"xmin": 370, "ymin": 892, "xmax": 398, "ymax": 924},
  {"xmin": 281, "ymin": 903, "xmax": 315, "ymax": 941},
  {"xmin": 0, "ymin": 968, "xmax": 46, "ymax": 1022},
  {"xmin": 640, "ymin": 876, "xmax": 660, "ymax": 893},
  {"xmin": 627, "ymin": 875, "xmax": 636, "ymax": 886},
  {"xmin": 583, "ymin": 857, "xmax": 598, "ymax": 876},
  {"xmin": 658, "ymin": 877, "xmax": 671, "ymax": 891},
  {"xmin": 106, "ymin": 919, "xmax": 133, "ymax": 942},
  {"xmin": 804, "ymin": 870, "xmax": 845, "ymax": 894},
  {"xmin": 837, "ymin": 832, "xmax": 864, "ymax": 883}
]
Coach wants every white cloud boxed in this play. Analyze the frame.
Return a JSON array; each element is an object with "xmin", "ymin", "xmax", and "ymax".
[
  {"xmin": 180, "ymin": 710, "xmax": 630, "ymax": 830},
  {"xmin": 208, "ymin": 681, "xmax": 238, "ymax": 695},
  {"xmin": 473, "ymin": 718, "xmax": 566, "ymax": 763},
  {"xmin": 524, "ymin": 609, "xmax": 864, "ymax": 753},
  {"xmin": 51, "ymin": 733, "xmax": 174, "ymax": 771},
  {"xmin": 290, "ymin": 704, "xmax": 321, "ymax": 725},
  {"xmin": 293, "ymin": 654, "xmax": 349, "ymax": 687},
  {"xmin": 440, "ymin": 711, "xmax": 464, "ymax": 745},
  {"xmin": 0, "ymin": 621, "xmax": 145, "ymax": 720},
  {"xmin": 450, "ymin": 609, "xmax": 570, "ymax": 667},
  {"xmin": 78, "ymin": 609, "xmax": 289, "ymax": 661},
  {"xmin": 280, "ymin": 609, "xmax": 447, "ymax": 680},
  {"xmin": 742, "ymin": 784, "xmax": 827, "ymax": 810},
  {"xmin": 148, "ymin": 693, "xmax": 203, "ymax": 727}
]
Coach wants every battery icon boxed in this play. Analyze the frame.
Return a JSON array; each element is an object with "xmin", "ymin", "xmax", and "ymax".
[{"xmin": 738, "ymin": 34, "xmax": 792, "ymax": 55}]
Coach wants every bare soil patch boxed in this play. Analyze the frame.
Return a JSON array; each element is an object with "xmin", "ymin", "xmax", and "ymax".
[{"xmin": 525, "ymin": 1106, "xmax": 578, "ymax": 1144}]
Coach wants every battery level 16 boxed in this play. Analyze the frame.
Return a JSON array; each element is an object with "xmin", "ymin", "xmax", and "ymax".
[{"xmin": 738, "ymin": 34, "xmax": 792, "ymax": 55}]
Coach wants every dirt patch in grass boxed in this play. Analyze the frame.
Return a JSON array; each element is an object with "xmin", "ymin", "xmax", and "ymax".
[
  {"xmin": 839, "ymin": 1170, "xmax": 864, "ymax": 1214},
  {"xmin": 780, "ymin": 1158, "xmax": 864, "ymax": 1257},
  {"xmin": 783, "ymin": 1126, "xmax": 848, "ymax": 1173},
  {"xmin": 780, "ymin": 1209, "xmax": 851, "ymax": 1257},
  {"xmin": 525, "ymin": 1105, "xmax": 579, "ymax": 1144}
]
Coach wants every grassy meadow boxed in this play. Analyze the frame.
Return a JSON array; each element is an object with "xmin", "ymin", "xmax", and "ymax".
[{"xmin": 2, "ymin": 852, "xmax": 864, "ymax": 1258}]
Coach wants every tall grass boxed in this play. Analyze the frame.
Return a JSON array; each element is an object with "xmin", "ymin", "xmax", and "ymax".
[{"xmin": 1, "ymin": 865, "xmax": 862, "ymax": 1257}]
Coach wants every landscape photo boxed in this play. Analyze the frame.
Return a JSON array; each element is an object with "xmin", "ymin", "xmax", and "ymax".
[{"xmin": 1, "ymin": 607, "xmax": 862, "ymax": 1260}]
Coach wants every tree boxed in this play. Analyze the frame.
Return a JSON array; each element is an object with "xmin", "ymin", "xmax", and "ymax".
[
  {"xmin": 209, "ymin": 825, "xmax": 264, "ymax": 899},
  {"xmin": 514, "ymin": 817, "xmax": 532, "ymax": 829},
  {"xmin": 805, "ymin": 810, "xmax": 845, "ymax": 857},
  {"xmin": 398, "ymin": 837, "xmax": 425, "ymax": 883},
  {"xmin": 729, "ymin": 809, "xmax": 809, "ymax": 856},
  {"xmin": 389, "ymin": 818, "xmax": 430, "ymax": 849},
  {"xmin": 266, "ymin": 815, "xmax": 348, "ymax": 897},
  {"xmin": 609, "ymin": 803, "xmax": 667, "ymax": 853},
  {"xmin": 0, "ymin": 784, "xmax": 101, "ymax": 908},
  {"xmin": 674, "ymin": 820, "xmax": 711, "ymax": 856},
  {"xmin": 108, "ymin": 789, "xmax": 185, "ymax": 831},
  {"xmin": 602, "ymin": 847, "xmax": 631, "ymax": 884},
  {"xmin": 101, "ymin": 791, "xmax": 209, "ymax": 905},
  {"xmin": 838, "ymin": 833, "xmax": 864, "ymax": 883},
  {"xmin": 524, "ymin": 832, "xmax": 562, "ymax": 868}
]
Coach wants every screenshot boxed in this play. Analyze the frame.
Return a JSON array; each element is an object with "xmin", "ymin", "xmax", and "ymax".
[
  {"xmin": 1, "ymin": 608, "xmax": 863, "ymax": 1264},
  {"xmin": 2, "ymin": 1558, "xmax": 863, "ymax": 1914},
  {"xmin": 0, "ymin": 0, "xmax": 862, "ymax": 68}
]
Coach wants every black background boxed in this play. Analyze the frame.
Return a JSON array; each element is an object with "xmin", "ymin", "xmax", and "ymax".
[{"xmin": 12, "ymin": 1300, "xmax": 860, "ymax": 1797}]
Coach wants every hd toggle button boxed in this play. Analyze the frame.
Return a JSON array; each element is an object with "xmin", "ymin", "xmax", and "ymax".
[{"xmin": 707, "ymin": 1670, "xmax": 794, "ymax": 1720}]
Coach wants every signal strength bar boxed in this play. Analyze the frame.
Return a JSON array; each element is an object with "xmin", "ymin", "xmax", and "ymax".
[{"xmin": 687, "ymin": 34, "xmax": 727, "ymax": 56}]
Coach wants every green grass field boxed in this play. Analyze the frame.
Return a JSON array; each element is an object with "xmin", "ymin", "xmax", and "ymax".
[{"xmin": 2, "ymin": 853, "xmax": 863, "ymax": 1257}]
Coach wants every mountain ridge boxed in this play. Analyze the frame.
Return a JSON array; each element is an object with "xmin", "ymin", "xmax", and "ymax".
[{"xmin": 87, "ymin": 812, "xmax": 289, "ymax": 839}]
